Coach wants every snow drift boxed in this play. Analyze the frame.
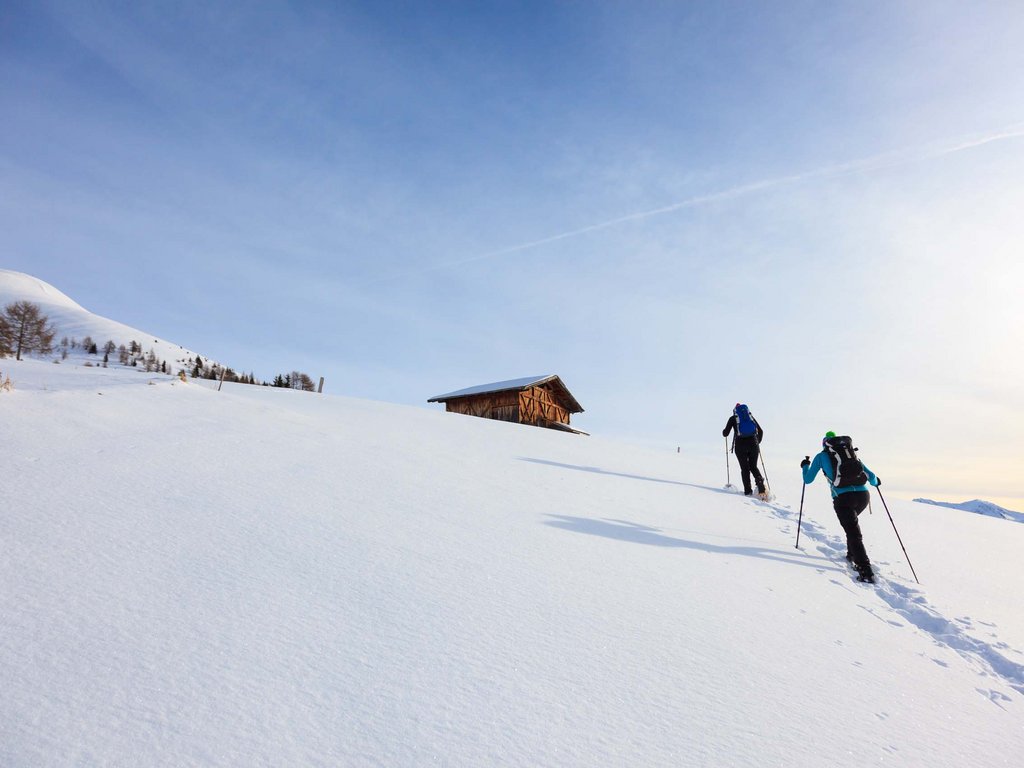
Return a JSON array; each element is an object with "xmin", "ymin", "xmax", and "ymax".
[{"xmin": 914, "ymin": 497, "xmax": 1024, "ymax": 523}]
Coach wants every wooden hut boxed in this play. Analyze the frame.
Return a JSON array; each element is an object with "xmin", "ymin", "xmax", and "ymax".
[{"xmin": 428, "ymin": 375, "xmax": 586, "ymax": 434}]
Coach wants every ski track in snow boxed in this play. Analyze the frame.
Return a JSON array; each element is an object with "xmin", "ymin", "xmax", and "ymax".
[{"xmin": 741, "ymin": 492, "xmax": 1024, "ymax": 700}]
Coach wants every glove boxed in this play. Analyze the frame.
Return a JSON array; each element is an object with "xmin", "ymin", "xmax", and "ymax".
[
  {"xmin": 800, "ymin": 458, "xmax": 810, "ymax": 469},
  {"xmin": 874, "ymin": 477, "xmax": 881, "ymax": 487}
]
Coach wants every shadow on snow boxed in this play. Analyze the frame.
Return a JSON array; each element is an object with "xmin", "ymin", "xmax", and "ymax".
[
  {"xmin": 518, "ymin": 456, "xmax": 735, "ymax": 495},
  {"xmin": 524, "ymin": 458, "xmax": 1024, "ymax": 698},
  {"xmin": 543, "ymin": 514, "xmax": 835, "ymax": 572}
]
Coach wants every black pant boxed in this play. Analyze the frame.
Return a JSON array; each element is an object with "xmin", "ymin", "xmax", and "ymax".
[
  {"xmin": 734, "ymin": 440, "xmax": 765, "ymax": 494},
  {"xmin": 833, "ymin": 490, "xmax": 871, "ymax": 568}
]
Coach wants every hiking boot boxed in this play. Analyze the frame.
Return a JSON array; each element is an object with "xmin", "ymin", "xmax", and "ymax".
[
  {"xmin": 855, "ymin": 563, "xmax": 875, "ymax": 582},
  {"xmin": 743, "ymin": 490, "xmax": 753, "ymax": 496}
]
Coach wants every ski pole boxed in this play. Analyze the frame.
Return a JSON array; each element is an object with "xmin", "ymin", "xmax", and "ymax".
[
  {"xmin": 795, "ymin": 456, "xmax": 808, "ymax": 549},
  {"xmin": 725, "ymin": 436, "xmax": 732, "ymax": 488},
  {"xmin": 758, "ymin": 446, "xmax": 772, "ymax": 491},
  {"xmin": 875, "ymin": 486, "xmax": 920, "ymax": 584}
]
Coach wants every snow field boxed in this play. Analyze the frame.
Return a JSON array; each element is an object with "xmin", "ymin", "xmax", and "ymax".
[{"xmin": 2, "ymin": 360, "xmax": 1023, "ymax": 766}]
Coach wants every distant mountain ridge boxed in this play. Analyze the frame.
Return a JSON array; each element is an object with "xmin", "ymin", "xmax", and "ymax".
[
  {"xmin": 0, "ymin": 268, "xmax": 208, "ymax": 368},
  {"xmin": 913, "ymin": 497, "xmax": 1024, "ymax": 523}
]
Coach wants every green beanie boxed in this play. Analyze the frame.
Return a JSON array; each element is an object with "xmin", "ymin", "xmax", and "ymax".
[{"xmin": 825, "ymin": 430, "xmax": 836, "ymax": 439}]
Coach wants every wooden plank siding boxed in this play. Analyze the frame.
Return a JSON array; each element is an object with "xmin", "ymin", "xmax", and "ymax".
[
  {"xmin": 519, "ymin": 386, "xmax": 570, "ymax": 427},
  {"xmin": 445, "ymin": 390, "xmax": 520, "ymax": 422}
]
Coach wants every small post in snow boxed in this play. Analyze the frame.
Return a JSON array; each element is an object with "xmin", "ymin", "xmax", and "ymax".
[
  {"xmin": 318, "ymin": 377, "xmax": 324, "ymax": 394},
  {"xmin": 217, "ymin": 367, "xmax": 227, "ymax": 392}
]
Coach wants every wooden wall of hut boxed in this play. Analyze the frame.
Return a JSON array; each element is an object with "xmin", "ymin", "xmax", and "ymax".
[
  {"xmin": 519, "ymin": 385, "xmax": 571, "ymax": 427},
  {"xmin": 445, "ymin": 390, "xmax": 520, "ymax": 422}
]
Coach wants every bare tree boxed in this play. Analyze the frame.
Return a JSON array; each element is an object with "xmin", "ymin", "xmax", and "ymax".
[
  {"xmin": 290, "ymin": 371, "xmax": 316, "ymax": 392},
  {"xmin": 1, "ymin": 301, "xmax": 57, "ymax": 360}
]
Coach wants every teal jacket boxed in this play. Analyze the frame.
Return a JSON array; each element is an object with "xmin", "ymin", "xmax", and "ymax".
[{"xmin": 802, "ymin": 450, "xmax": 878, "ymax": 497}]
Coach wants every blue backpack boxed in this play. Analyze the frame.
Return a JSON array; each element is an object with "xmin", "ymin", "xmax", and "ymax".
[{"xmin": 734, "ymin": 404, "xmax": 757, "ymax": 437}]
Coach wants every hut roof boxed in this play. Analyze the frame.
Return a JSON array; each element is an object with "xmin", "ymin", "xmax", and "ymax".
[{"xmin": 428, "ymin": 374, "xmax": 584, "ymax": 413}]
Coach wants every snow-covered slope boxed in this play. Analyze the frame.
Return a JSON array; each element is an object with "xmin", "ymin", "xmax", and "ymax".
[
  {"xmin": 2, "ymin": 359, "xmax": 1023, "ymax": 767},
  {"xmin": 0, "ymin": 269, "xmax": 205, "ymax": 366},
  {"xmin": 914, "ymin": 497, "xmax": 1024, "ymax": 523}
]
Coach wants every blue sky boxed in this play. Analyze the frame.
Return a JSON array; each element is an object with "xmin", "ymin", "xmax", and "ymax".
[{"xmin": 3, "ymin": 1, "xmax": 1023, "ymax": 507}]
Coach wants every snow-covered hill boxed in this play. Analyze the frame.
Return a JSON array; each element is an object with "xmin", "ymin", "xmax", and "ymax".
[
  {"xmin": 914, "ymin": 497, "xmax": 1024, "ymax": 523},
  {"xmin": 0, "ymin": 269, "xmax": 207, "ymax": 369},
  {"xmin": 2, "ymin": 356, "xmax": 1023, "ymax": 766}
]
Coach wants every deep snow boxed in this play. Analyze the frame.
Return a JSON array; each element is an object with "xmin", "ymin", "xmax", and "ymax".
[
  {"xmin": 3, "ymin": 269, "xmax": 1023, "ymax": 765},
  {"xmin": 3, "ymin": 357, "xmax": 1023, "ymax": 767}
]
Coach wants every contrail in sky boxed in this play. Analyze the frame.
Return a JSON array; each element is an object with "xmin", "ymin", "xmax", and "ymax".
[{"xmin": 366, "ymin": 122, "xmax": 1024, "ymax": 283}]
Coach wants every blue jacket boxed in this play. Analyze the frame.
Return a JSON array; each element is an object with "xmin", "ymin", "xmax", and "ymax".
[{"xmin": 802, "ymin": 450, "xmax": 878, "ymax": 497}]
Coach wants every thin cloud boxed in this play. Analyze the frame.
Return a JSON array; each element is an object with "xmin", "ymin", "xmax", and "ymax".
[{"xmin": 365, "ymin": 122, "xmax": 1024, "ymax": 284}]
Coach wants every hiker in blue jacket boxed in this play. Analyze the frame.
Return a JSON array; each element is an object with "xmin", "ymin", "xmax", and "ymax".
[
  {"xmin": 801, "ymin": 431, "xmax": 881, "ymax": 582},
  {"xmin": 723, "ymin": 403, "xmax": 766, "ymax": 497}
]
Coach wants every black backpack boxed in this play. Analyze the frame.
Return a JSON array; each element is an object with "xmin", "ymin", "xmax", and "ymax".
[{"xmin": 823, "ymin": 435, "xmax": 868, "ymax": 488}]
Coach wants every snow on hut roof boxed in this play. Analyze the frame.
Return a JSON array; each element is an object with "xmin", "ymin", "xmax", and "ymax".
[{"xmin": 428, "ymin": 375, "xmax": 583, "ymax": 412}]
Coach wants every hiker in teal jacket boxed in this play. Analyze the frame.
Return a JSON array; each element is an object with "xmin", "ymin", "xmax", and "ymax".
[
  {"xmin": 801, "ymin": 452, "xmax": 879, "ymax": 496},
  {"xmin": 801, "ymin": 432, "xmax": 881, "ymax": 581}
]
